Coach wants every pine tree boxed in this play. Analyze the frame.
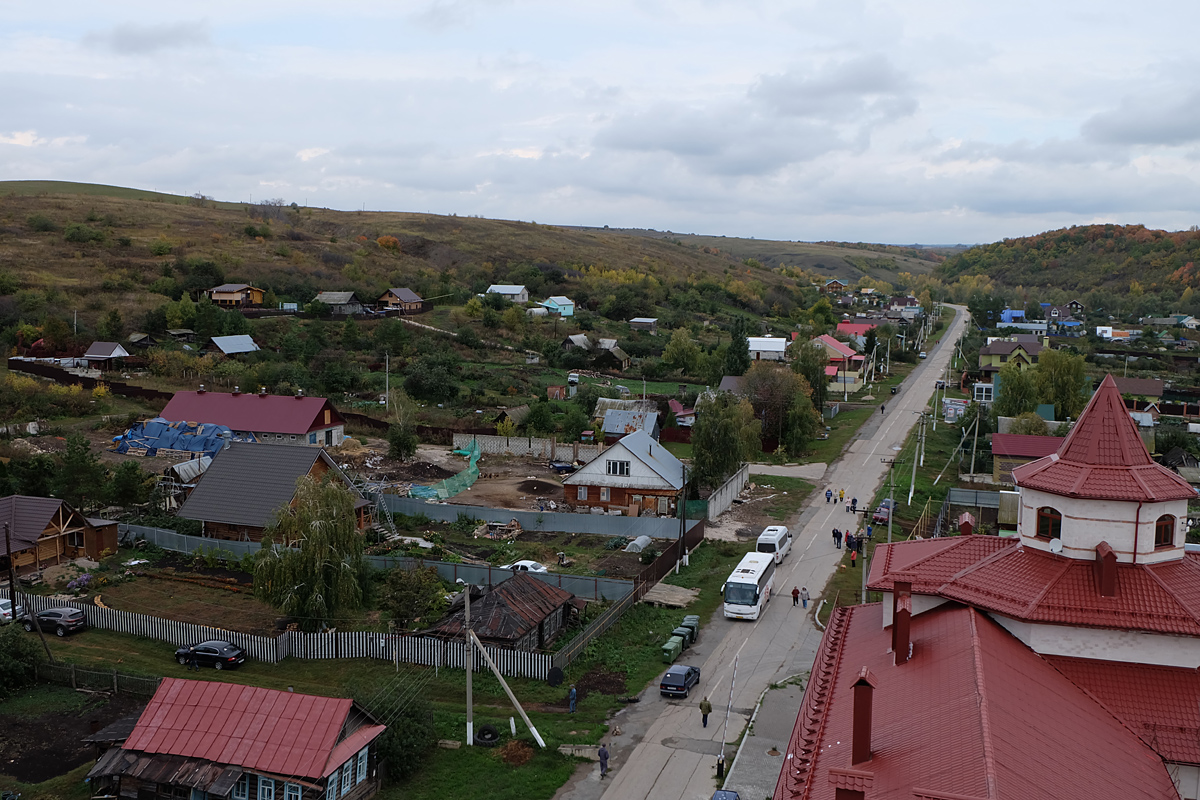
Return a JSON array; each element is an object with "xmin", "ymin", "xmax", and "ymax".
[{"xmin": 724, "ymin": 317, "xmax": 751, "ymax": 377}]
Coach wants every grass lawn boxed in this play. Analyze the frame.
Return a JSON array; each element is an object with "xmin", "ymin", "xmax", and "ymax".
[
  {"xmin": 0, "ymin": 761, "xmax": 93, "ymax": 800},
  {"xmin": 384, "ymin": 746, "xmax": 578, "ymax": 800},
  {"xmin": 753, "ymin": 475, "xmax": 816, "ymax": 521},
  {"xmin": 663, "ymin": 441, "xmax": 693, "ymax": 459}
]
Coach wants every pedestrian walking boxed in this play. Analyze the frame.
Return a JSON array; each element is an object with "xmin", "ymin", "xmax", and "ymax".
[
  {"xmin": 850, "ymin": 549, "xmax": 858, "ymax": 568},
  {"xmin": 792, "ymin": 586, "xmax": 800, "ymax": 606},
  {"xmin": 851, "ymin": 497, "xmax": 857, "ymax": 513},
  {"xmin": 187, "ymin": 647, "xmax": 199, "ymax": 671},
  {"xmin": 881, "ymin": 404, "xmax": 886, "ymax": 415},
  {"xmin": 834, "ymin": 528, "xmax": 842, "ymax": 548},
  {"xmin": 800, "ymin": 587, "xmax": 810, "ymax": 609},
  {"xmin": 699, "ymin": 696, "xmax": 712, "ymax": 727},
  {"xmin": 826, "ymin": 488, "xmax": 832, "ymax": 503},
  {"xmin": 839, "ymin": 489, "xmax": 845, "ymax": 502},
  {"xmin": 598, "ymin": 743, "xmax": 609, "ymax": 779},
  {"xmin": 569, "ymin": 684, "xmax": 577, "ymax": 713},
  {"xmin": 846, "ymin": 532, "xmax": 855, "ymax": 552}
]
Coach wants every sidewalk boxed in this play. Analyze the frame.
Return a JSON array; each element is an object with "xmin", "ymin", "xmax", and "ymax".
[{"xmin": 721, "ymin": 677, "xmax": 808, "ymax": 800}]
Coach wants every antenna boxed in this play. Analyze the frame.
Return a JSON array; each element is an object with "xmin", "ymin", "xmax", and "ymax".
[{"xmin": 1049, "ymin": 538, "xmax": 1064, "ymax": 554}]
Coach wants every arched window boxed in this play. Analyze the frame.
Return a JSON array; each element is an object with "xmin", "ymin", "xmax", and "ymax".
[
  {"xmin": 1036, "ymin": 507, "xmax": 1062, "ymax": 540},
  {"xmin": 1155, "ymin": 515, "xmax": 1176, "ymax": 548}
]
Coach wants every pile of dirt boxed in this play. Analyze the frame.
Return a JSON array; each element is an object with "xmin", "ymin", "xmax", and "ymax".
[
  {"xmin": 574, "ymin": 666, "xmax": 628, "ymax": 700},
  {"xmin": 517, "ymin": 479, "xmax": 560, "ymax": 494},
  {"xmin": 403, "ymin": 461, "xmax": 457, "ymax": 481},
  {"xmin": 497, "ymin": 739, "xmax": 534, "ymax": 766}
]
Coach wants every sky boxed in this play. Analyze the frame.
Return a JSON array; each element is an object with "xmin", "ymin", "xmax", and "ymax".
[{"xmin": 2, "ymin": 1, "xmax": 1199, "ymax": 244}]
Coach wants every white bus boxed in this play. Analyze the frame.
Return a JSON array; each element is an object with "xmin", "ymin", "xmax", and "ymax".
[
  {"xmin": 756, "ymin": 525, "xmax": 792, "ymax": 564},
  {"xmin": 722, "ymin": 552, "xmax": 776, "ymax": 620}
]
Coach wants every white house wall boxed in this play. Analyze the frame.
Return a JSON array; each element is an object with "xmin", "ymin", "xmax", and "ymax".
[
  {"xmin": 1169, "ymin": 763, "xmax": 1197, "ymax": 800},
  {"xmin": 990, "ymin": 613, "xmax": 1200, "ymax": 669},
  {"xmin": 879, "ymin": 591, "xmax": 952, "ymax": 628},
  {"xmin": 564, "ymin": 442, "xmax": 674, "ymax": 490},
  {"xmin": 1018, "ymin": 487, "xmax": 1189, "ymax": 564}
]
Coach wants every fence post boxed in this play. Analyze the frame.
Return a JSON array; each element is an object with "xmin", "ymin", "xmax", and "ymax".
[{"xmin": 71, "ymin": 663, "xmax": 77, "ymax": 690}]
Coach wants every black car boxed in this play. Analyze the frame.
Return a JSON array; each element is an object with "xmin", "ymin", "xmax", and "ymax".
[
  {"xmin": 175, "ymin": 640, "xmax": 247, "ymax": 670},
  {"xmin": 660, "ymin": 664, "xmax": 701, "ymax": 698},
  {"xmin": 22, "ymin": 607, "xmax": 86, "ymax": 637},
  {"xmin": 549, "ymin": 461, "xmax": 577, "ymax": 474}
]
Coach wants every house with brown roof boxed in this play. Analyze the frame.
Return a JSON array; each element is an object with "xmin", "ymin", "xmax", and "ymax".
[
  {"xmin": 88, "ymin": 678, "xmax": 386, "ymax": 800},
  {"xmin": 1112, "ymin": 376, "xmax": 1164, "ymax": 400},
  {"xmin": 206, "ymin": 284, "xmax": 265, "ymax": 308},
  {"xmin": 771, "ymin": 375, "xmax": 1200, "ymax": 800},
  {"xmin": 977, "ymin": 336, "xmax": 1044, "ymax": 374},
  {"xmin": 423, "ymin": 573, "xmax": 575, "ymax": 650},
  {"xmin": 160, "ymin": 388, "xmax": 345, "ymax": 447},
  {"xmin": 377, "ymin": 287, "xmax": 424, "ymax": 313},
  {"xmin": 989, "ymin": 432, "xmax": 1065, "ymax": 484},
  {"xmin": 0, "ymin": 496, "xmax": 118, "ymax": 574}
]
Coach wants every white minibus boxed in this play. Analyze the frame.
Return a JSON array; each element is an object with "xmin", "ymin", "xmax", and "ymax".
[{"xmin": 756, "ymin": 525, "xmax": 792, "ymax": 564}]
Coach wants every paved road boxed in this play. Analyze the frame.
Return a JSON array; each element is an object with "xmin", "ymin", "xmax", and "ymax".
[{"xmin": 556, "ymin": 306, "xmax": 969, "ymax": 800}]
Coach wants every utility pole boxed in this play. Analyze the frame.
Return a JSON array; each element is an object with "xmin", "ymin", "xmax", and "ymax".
[
  {"xmin": 5, "ymin": 523, "xmax": 53, "ymax": 662},
  {"xmin": 385, "ymin": 352, "xmax": 389, "ymax": 413},
  {"xmin": 881, "ymin": 459, "xmax": 898, "ymax": 543},
  {"xmin": 676, "ymin": 465, "xmax": 688, "ymax": 574},
  {"xmin": 908, "ymin": 422, "xmax": 919, "ymax": 506},
  {"xmin": 465, "ymin": 584, "xmax": 473, "ymax": 746},
  {"xmin": 969, "ymin": 414, "xmax": 981, "ymax": 477}
]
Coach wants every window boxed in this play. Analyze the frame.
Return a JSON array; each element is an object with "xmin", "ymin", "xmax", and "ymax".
[
  {"xmin": 325, "ymin": 772, "xmax": 338, "ymax": 800},
  {"xmin": 284, "ymin": 785, "xmax": 300, "ymax": 800},
  {"xmin": 309, "ymin": 433, "xmax": 317, "ymax": 444},
  {"xmin": 600, "ymin": 487, "xmax": 610, "ymax": 502},
  {"xmin": 234, "ymin": 776, "xmax": 250, "ymax": 800},
  {"xmin": 192, "ymin": 790, "xmax": 208, "ymax": 800},
  {"xmin": 325, "ymin": 410, "xmax": 332, "ymax": 425},
  {"xmin": 577, "ymin": 486, "xmax": 587, "ymax": 501},
  {"xmin": 1156, "ymin": 515, "xmax": 1175, "ymax": 548},
  {"xmin": 356, "ymin": 748, "xmax": 368, "ymax": 784},
  {"xmin": 606, "ymin": 460, "xmax": 630, "ymax": 477},
  {"xmin": 276, "ymin": 434, "xmax": 283, "ymax": 440},
  {"xmin": 258, "ymin": 778, "xmax": 274, "ymax": 800},
  {"xmin": 340, "ymin": 763, "xmax": 353, "ymax": 796},
  {"xmin": 1036, "ymin": 507, "xmax": 1062, "ymax": 540}
]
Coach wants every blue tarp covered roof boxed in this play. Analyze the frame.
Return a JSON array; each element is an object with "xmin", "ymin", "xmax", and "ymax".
[{"xmin": 112, "ymin": 417, "xmax": 256, "ymax": 458}]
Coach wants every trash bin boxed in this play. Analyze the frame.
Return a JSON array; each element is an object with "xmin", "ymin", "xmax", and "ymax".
[
  {"xmin": 682, "ymin": 615, "xmax": 700, "ymax": 642},
  {"xmin": 890, "ymin": 386, "xmax": 898, "ymax": 395},
  {"xmin": 661, "ymin": 636, "xmax": 683, "ymax": 663},
  {"xmin": 672, "ymin": 626, "xmax": 694, "ymax": 647}
]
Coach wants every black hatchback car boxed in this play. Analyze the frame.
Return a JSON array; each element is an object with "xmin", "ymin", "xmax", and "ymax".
[
  {"xmin": 22, "ymin": 607, "xmax": 87, "ymax": 637},
  {"xmin": 175, "ymin": 640, "xmax": 247, "ymax": 670},
  {"xmin": 660, "ymin": 664, "xmax": 701, "ymax": 698}
]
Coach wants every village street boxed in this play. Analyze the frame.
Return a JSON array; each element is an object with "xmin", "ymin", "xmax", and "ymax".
[{"xmin": 555, "ymin": 305, "xmax": 970, "ymax": 800}]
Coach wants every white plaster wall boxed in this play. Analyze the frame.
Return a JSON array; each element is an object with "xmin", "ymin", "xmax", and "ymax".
[
  {"xmin": 1018, "ymin": 486, "xmax": 1188, "ymax": 564},
  {"xmin": 991, "ymin": 613, "xmax": 1200, "ymax": 668},
  {"xmin": 879, "ymin": 591, "xmax": 951, "ymax": 628},
  {"xmin": 1169, "ymin": 763, "xmax": 1195, "ymax": 800}
]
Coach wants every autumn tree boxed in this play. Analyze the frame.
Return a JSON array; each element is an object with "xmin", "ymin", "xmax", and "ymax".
[
  {"xmin": 1034, "ymin": 349, "xmax": 1087, "ymax": 420},
  {"xmin": 993, "ymin": 360, "xmax": 1039, "ymax": 418},
  {"xmin": 254, "ymin": 477, "xmax": 370, "ymax": 631},
  {"xmin": 691, "ymin": 392, "xmax": 760, "ymax": 489},
  {"xmin": 742, "ymin": 362, "xmax": 803, "ymax": 442},
  {"xmin": 792, "ymin": 339, "xmax": 829, "ymax": 411}
]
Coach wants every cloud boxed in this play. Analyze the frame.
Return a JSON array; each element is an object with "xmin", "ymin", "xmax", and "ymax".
[
  {"xmin": 751, "ymin": 55, "xmax": 917, "ymax": 124},
  {"xmin": 1082, "ymin": 89, "xmax": 1200, "ymax": 146},
  {"xmin": 0, "ymin": 130, "xmax": 42, "ymax": 147},
  {"xmin": 82, "ymin": 21, "xmax": 212, "ymax": 56},
  {"xmin": 296, "ymin": 148, "xmax": 330, "ymax": 162}
]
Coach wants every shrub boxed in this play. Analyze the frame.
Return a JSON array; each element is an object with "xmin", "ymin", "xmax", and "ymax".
[
  {"xmin": 63, "ymin": 223, "xmax": 105, "ymax": 244},
  {"xmin": 0, "ymin": 623, "xmax": 40, "ymax": 698},
  {"xmin": 117, "ymin": 236, "xmax": 133, "ymax": 247},
  {"xmin": 27, "ymin": 214, "xmax": 57, "ymax": 232},
  {"xmin": 244, "ymin": 224, "xmax": 272, "ymax": 239},
  {"xmin": 387, "ymin": 424, "xmax": 418, "ymax": 460},
  {"xmin": 150, "ymin": 238, "xmax": 173, "ymax": 256}
]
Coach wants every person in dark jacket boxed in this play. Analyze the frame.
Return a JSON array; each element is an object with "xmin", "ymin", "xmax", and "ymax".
[
  {"xmin": 598, "ymin": 743, "xmax": 609, "ymax": 779},
  {"xmin": 569, "ymin": 684, "xmax": 577, "ymax": 713},
  {"xmin": 699, "ymin": 696, "xmax": 713, "ymax": 727}
]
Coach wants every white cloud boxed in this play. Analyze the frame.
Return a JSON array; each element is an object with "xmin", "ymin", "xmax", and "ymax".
[
  {"xmin": 82, "ymin": 20, "xmax": 212, "ymax": 55},
  {"xmin": 296, "ymin": 147, "xmax": 330, "ymax": 162}
]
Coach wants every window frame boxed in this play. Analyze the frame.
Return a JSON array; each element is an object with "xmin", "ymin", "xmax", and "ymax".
[
  {"xmin": 325, "ymin": 771, "xmax": 338, "ymax": 800},
  {"xmin": 258, "ymin": 778, "xmax": 274, "ymax": 800},
  {"xmin": 1035, "ymin": 506, "xmax": 1062, "ymax": 540},
  {"xmin": 1155, "ymin": 514, "xmax": 1175, "ymax": 548},
  {"xmin": 577, "ymin": 486, "xmax": 587, "ymax": 501},
  {"xmin": 284, "ymin": 785, "xmax": 300, "ymax": 800},
  {"xmin": 355, "ymin": 748, "xmax": 368, "ymax": 784},
  {"xmin": 605, "ymin": 460, "xmax": 630, "ymax": 477},
  {"xmin": 599, "ymin": 487, "xmax": 609, "ymax": 502},
  {"xmin": 340, "ymin": 763, "xmax": 352, "ymax": 796},
  {"xmin": 234, "ymin": 776, "xmax": 250, "ymax": 800}
]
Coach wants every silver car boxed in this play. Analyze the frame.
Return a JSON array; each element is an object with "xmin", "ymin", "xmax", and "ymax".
[{"xmin": 0, "ymin": 598, "xmax": 23, "ymax": 624}]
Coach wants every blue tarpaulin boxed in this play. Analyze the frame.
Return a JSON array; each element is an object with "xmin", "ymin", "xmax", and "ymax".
[{"xmin": 112, "ymin": 417, "xmax": 256, "ymax": 458}]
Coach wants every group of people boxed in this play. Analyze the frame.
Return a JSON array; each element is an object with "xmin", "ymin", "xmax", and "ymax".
[{"xmin": 824, "ymin": 487, "xmax": 858, "ymax": 514}]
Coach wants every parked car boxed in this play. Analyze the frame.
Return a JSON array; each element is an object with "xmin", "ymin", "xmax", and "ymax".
[
  {"xmin": 712, "ymin": 792, "xmax": 741, "ymax": 800},
  {"xmin": 499, "ymin": 560, "xmax": 549, "ymax": 573},
  {"xmin": 0, "ymin": 598, "xmax": 23, "ymax": 624},
  {"xmin": 935, "ymin": 379, "xmax": 946, "ymax": 389},
  {"xmin": 660, "ymin": 664, "xmax": 701, "ymax": 698},
  {"xmin": 175, "ymin": 640, "xmax": 247, "ymax": 670},
  {"xmin": 873, "ymin": 499, "xmax": 895, "ymax": 524},
  {"xmin": 21, "ymin": 607, "xmax": 86, "ymax": 637},
  {"xmin": 549, "ymin": 461, "xmax": 577, "ymax": 474},
  {"xmin": 919, "ymin": 351, "xmax": 928, "ymax": 359}
]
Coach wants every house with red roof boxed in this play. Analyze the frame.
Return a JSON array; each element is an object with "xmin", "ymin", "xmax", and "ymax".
[
  {"xmin": 775, "ymin": 375, "xmax": 1200, "ymax": 800},
  {"xmin": 989, "ymin": 432, "xmax": 1065, "ymax": 484},
  {"xmin": 811, "ymin": 334, "xmax": 864, "ymax": 388},
  {"xmin": 160, "ymin": 388, "xmax": 346, "ymax": 448},
  {"xmin": 88, "ymin": 678, "xmax": 386, "ymax": 800}
]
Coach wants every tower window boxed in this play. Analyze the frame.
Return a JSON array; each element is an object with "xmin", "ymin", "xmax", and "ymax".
[
  {"xmin": 1155, "ymin": 515, "xmax": 1175, "ymax": 548},
  {"xmin": 1036, "ymin": 507, "xmax": 1062, "ymax": 540}
]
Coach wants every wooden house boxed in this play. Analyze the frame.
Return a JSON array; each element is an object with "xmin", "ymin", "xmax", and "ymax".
[
  {"xmin": 0, "ymin": 496, "xmax": 119, "ymax": 574},
  {"xmin": 314, "ymin": 292, "xmax": 364, "ymax": 315},
  {"xmin": 377, "ymin": 287, "xmax": 424, "ymax": 313},
  {"xmin": 206, "ymin": 284, "xmax": 265, "ymax": 308},
  {"xmin": 562, "ymin": 430, "xmax": 682, "ymax": 514},
  {"xmin": 423, "ymin": 573, "xmax": 574, "ymax": 650}
]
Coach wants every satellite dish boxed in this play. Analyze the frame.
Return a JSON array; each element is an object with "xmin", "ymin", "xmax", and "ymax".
[
  {"xmin": 1049, "ymin": 538, "xmax": 1064, "ymax": 554},
  {"xmin": 547, "ymin": 667, "xmax": 564, "ymax": 687}
]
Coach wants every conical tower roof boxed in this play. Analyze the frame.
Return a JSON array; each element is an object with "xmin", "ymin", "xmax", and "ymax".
[{"xmin": 1012, "ymin": 374, "xmax": 1195, "ymax": 502}]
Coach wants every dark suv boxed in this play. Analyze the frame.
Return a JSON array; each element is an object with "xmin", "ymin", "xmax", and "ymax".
[
  {"xmin": 22, "ymin": 607, "xmax": 87, "ymax": 637},
  {"xmin": 660, "ymin": 664, "xmax": 701, "ymax": 698}
]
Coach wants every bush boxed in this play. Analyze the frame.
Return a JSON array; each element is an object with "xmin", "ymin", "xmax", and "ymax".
[
  {"xmin": 150, "ymin": 238, "xmax": 173, "ymax": 256},
  {"xmin": 27, "ymin": 214, "xmax": 57, "ymax": 232},
  {"xmin": 63, "ymin": 223, "xmax": 105, "ymax": 244},
  {"xmin": 387, "ymin": 424, "xmax": 418, "ymax": 460},
  {"xmin": 244, "ymin": 224, "xmax": 272, "ymax": 239},
  {"xmin": 0, "ymin": 622, "xmax": 41, "ymax": 698}
]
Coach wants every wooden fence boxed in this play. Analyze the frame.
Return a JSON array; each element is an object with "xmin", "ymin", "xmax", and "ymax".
[{"xmin": 35, "ymin": 661, "xmax": 163, "ymax": 696}]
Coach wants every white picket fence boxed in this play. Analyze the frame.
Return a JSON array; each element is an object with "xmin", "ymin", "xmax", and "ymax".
[{"xmin": 1, "ymin": 588, "xmax": 551, "ymax": 679}]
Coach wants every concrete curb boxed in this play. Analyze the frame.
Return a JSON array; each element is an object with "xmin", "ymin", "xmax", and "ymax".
[{"xmin": 722, "ymin": 673, "xmax": 806, "ymax": 790}]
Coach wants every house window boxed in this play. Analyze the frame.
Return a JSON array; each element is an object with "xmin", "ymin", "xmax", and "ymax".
[
  {"xmin": 1036, "ymin": 507, "xmax": 1062, "ymax": 540},
  {"xmin": 356, "ymin": 748, "xmax": 368, "ymax": 784},
  {"xmin": 325, "ymin": 772, "xmax": 338, "ymax": 800},
  {"xmin": 284, "ymin": 785, "xmax": 300, "ymax": 800},
  {"xmin": 309, "ymin": 433, "xmax": 318, "ymax": 444},
  {"xmin": 325, "ymin": 410, "xmax": 332, "ymax": 425},
  {"xmin": 258, "ymin": 778, "xmax": 274, "ymax": 800},
  {"xmin": 192, "ymin": 790, "xmax": 208, "ymax": 800},
  {"xmin": 1156, "ymin": 515, "xmax": 1175, "ymax": 548},
  {"xmin": 658, "ymin": 497, "xmax": 669, "ymax": 515},
  {"xmin": 340, "ymin": 763, "xmax": 353, "ymax": 796},
  {"xmin": 234, "ymin": 776, "xmax": 250, "ymax": 800},
  {"xmin": 577, "ymin": 486, "xmax": 587, "ymax": 501},
  {"xmin": 68, "ymin": 529, "xmax": 84, "ymax": 548},
  {"xmin": 606, "ymin": 460, "xmax": 630, "ymax": 477},
  {"xmin": 600, "ymin": 488, "xmax": 610, "ymax": 502}
]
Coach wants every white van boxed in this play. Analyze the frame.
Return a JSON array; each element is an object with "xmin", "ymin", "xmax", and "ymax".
[{"xmin": 756, "ymin": 525, "xmax": 792, "ymax": 564}]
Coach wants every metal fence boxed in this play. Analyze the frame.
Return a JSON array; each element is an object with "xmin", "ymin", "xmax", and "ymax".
[
  {"xmin": 120, "ymin": 524, "xmax": 264, "ymax": 557},
  {"xmin": 705, "ymin": 464, "xmax": 750, "ymax": 522}
]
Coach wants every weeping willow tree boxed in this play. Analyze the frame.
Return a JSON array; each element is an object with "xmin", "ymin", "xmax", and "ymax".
[{"xmin": 253, "ymin": 477, "xmax": 370, "ymax": 631}]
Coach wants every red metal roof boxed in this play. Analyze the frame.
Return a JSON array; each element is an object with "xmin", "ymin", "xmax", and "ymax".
[
  {"xmin": 161, "ymin": 391, "xmax": 344, "ymax": 436},
  {"xmin": 813, "ymin": 334, "xmax": 855, "ymax": 358},
  {"xmin": 124, "ymin": 679, "xmax": 360, "ymax": 780},
  {"xmin": 990, "ymin": 433, "xmax": 1064, "ymax": 459},
  {"xmin": 871, "ymin": 536, "xmax": 1200, "ymax": 636},
  {"xmin": 1046, "ymin": 655, "xmax": 1200, "ymax": 765},
  {"xmin": 1013, "ymin": 374, "xmax": 1196, "ymax": 502},
  {"xmin": 835, "ymin": 322, "xmax": 877, "ymax": 338},
  {"xmin": 773, "ymin": 603, "xmax": 1175, "ymax": 800}
]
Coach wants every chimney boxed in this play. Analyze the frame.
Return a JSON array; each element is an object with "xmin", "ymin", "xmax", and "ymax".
[
  {"xmin": 197, "ymin": 384, "xmax": 206, "ymax": 394},
  {"xmin": 1094, "ymin": 541, "xmax": 1118, "ymax": 597},
  {"xmin": 892, "ymin": 582, "xmax": 912, "ymax": 666},
  {"xmin": 259, "ymin": 386, "xmax": 267, "ymax": 397},
  {"xmin": 233, "ymin": 386, "xmax": 240, "ymax": 396},
  {"xmin": 851, "ymin": 666, "xmax": 878, "ymax": 765},
  {"xmin": 295, "ymin": 389, "xmax": 303, "ymax": 399},
  {"xmin": 221, "ymin": 430, "xmax": 231, "ymax": 451}
]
